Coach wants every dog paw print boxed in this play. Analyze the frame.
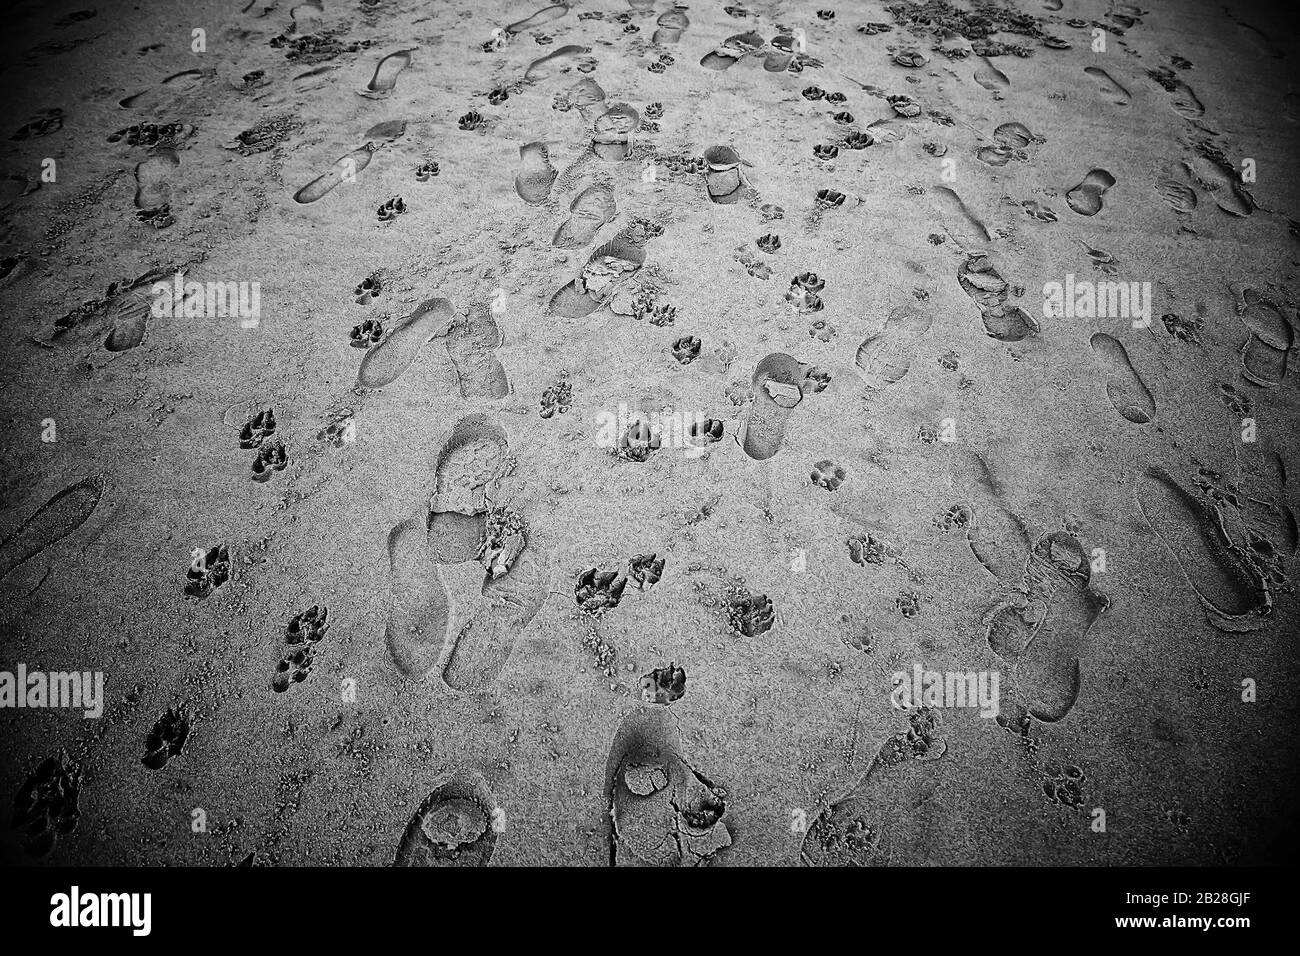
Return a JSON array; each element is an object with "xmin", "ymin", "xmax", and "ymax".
[
  {"xmin": 648, "ymin": 60, "xmax": 667, "ymax": 74},
  {"xmin": 917, "ymin": 423, "xmax": 939, "ymax": 444},
  {"xmin": 415, "ymin": 160, "xmax": 440, "ymax": 181},
  {"xmin": 1218, "ymin": 382, "xmax": 1252, "ymax": 416},
  {"xmin": 894, "ymin": 50, "xmax": 928, "ymax": 68},
  {"xmin": 239, "ymin": 409, "xmax": 276, "ymax": 449},
  {"xmin": 273, "ymin": 605, "xmax": 329, "ymax": 693},
  {"xmin": 807, "ymin": 319, "xmax": 835, "ymax": 342},
  {"xmin": 811, "ymin": 459, "xmax": 847, "ymax": 490},
  {"xmin": 815, "ymin": 189, "xmax": 847, "ymax": 208},
  {"xmin": 724, "ymin": 5, "xmax": 749, "ymax": 17},
  {"xmin": 760, "ymin": 202, "xmax": 785, "ymax": 222},
  {"xmin": 354, "ymin": 272, "xmax": 382, "ymax": 304},
  {"xmin": 802, "ymin": 86, "xmax": 826, "ymax": 100},
  {"xmin": 11, "ymin": 753, "xmax": 81, "ymax": 857},
  {"xmin": 640, "ymin": 662, "xmax": 686, "ymax": 704},
  {"xmin": 252, "ymin": 440, "xmax": 289, "ymax": 482},
  {"xmin": 622, "ymin": 23, "xmax": 640, "ymax": 34},
  {"xmin": 939, "ymin": 350, "xmax": 959, "ymax": 371},
  {"xmin": 889, "ymin": 94, "xmax": 920, "ymax": 117},
  {"xmin": 927, "ymin": 233, "xmax": 946, "ymax": 245},
  {"xmin": 135, "ymin": 205, "xmax": 174, "ymax": 229},
  {"xmin": 689, "ymin": 418, "xmax": 724, "ymax": 446},
  {"xmin": 186, "ymin": 544, "xmax": 230, "ymax": 598},
  {"xmin": 376, "ymin": 196, "xmax": 407, "ymax": 221},
  {"xmin": 350, "ymin": 318, "xmax": 384, "ymax": 349},
  {"xmin": 1043, "ymin": 765, "xmax": 1086, "ymax": 807},
  {"xmin": 487, "ymin": 87, "xmax": 509, "ymax": 105},
  {"xmin": 576, "ymin": 568, "xmax": 628, "ymax": 614},
  {"xmin": 142, "ymin": 706, "xmax": 191, "ymax": 770},
  {"xmin": 644, "ymin": 102, "xmax": 664, "ymax": 119},
  {"xmin": 934, "ymin": 503, "xmax": 973, "ymax": 531},
  {"xmin": 842, "ymin": 131, "xmax": 873, "ymax": 150},
  {"xmin": 1162, "ymin": 312, "xmax": 1203, "ymax": 344},
  {"xmin": 671, "ymin": 335, "xmax": 702, "ymax": 364},
  {"xmin": 823, "ymin": 91, "xmax": 846, "ymax": 104},
  {"xmin": 858, "ymin": 21, "xmax": 892, "ymax": 35},
  {"xmin": 847, "ymin": 532, "xmax": 894, "ymax": 566},
  {"xmin": 786, "ymin": 274, "xmax": 825, "ymax": 313},
  {"xmin": 804, "ymin": 366, "xmax": 832, "ymax": 392},
  {"xmin": 479, "ymin": 506, "xmax": 529, "ymax": 579},
  {"xmin": 728, "ymin": 591, "xmax": 775, "ymax": 636},
  {"xmin": 757, "ymin": 233, "xmax": 781, "ymax": 253},
  {"xmin": 318, "ymin": 409, "xmax": 356, "ymax": 447},
  {"xmin": 534, "ymin": 32, "xmax": 554, "ymax": 44},
  {"xmin": 458, "ymin": 110, "xmax": 485, "ymax": 131},
  {"xmin": 540, "ymin": 379, "xmax": 573, "ymax": 418},
  {"xmin": 629, "ymin": 553, "xmax": 665, "ymax": 589},
  {"xmin": 618, "ymin": 421, "xmax": 661, "ymax": 462},
  {"xmin": 813, "ymin": 143, "xmax": 839, "ymax": 161},
  {"xmin": 895, "ymin": 589, "xmax": 921, "ymax": 618},
  {"xmin": 816, "ymin": 9, "xmax": 836, "ymax": 19},
  {"xmin": 831, "ymin": 110, "xmax": 855, "ymax": 126}
]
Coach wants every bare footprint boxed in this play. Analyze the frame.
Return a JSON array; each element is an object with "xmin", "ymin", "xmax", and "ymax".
[
  {"xmin": 1089, "ymin": 332, "xmax": 1155, "ymax": 423},
  {"xmin": 1084, "ymin": 66, "xmax": 1130, "ymax": 106},
  {"xmin": 854, "ymin": 303, "xmax": 933, "ymax": 388},
  {"xmin": 514, "ymin": 141, "xmax": 557, "ymax": 205},
  {"xmin": 1066, "ymin": 168, "xmax": 1116, "ymax": 217},
  {"xmin": 1137, "ymin": 466, "xmax": 1274, "ymax": 631},
  {"xmin": 394, "ymin": 769, "xmax": 499, "ymax": 866},
  {"xmin": 605, "ymin": 706, "xmax": 731, "ymax": 866},
  {"xmin": 0, "ymin": 475, "xmax": 105, "ymax": 581},
  {"xmin": 357, "ymin": 297, "xmax": 455, "ymax": 388}
]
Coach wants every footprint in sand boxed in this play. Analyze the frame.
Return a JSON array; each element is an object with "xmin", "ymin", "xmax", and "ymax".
[
  {"xmin": 653, "ymin": 8, "xmax": 690, "ymax": 44},
  {"xmin": 699, "ymin": 31, "xmax": 765, "ymax": 71},
  {"xmin": 931, "ymin": 186, "xmax": 991, "ymax": 249},
  {"xmin": 394, "ymin": 769, "xmax": 500, "ymax": 866},
  {"xmin": 384, "ymin": 517, "xmax": 453, "ymax": 678},
  {"xmin": 550, "ymin": 237, "xmax": 644, "ymax": 317},
  {"xmin": 357, "ymin": 297, "xmax": 455, "ymax": 389},
  {"xmin": 704, "ymin": 145, "xmax": 748, "ymax": 204},
  {"xmin": 133, "ymin": 149, "xmax": 179, "ymax": 227},
  {"xmin": 103, "ymin": 271, "xmax": 165, "ymax": 352},
  {"xmin": 552, "ymin": 76, "xmax": 606, "ymax": 122},
  {"xmin": 292, "ymin": 143, "xmax": 378, "ymax": 204},
  {"xmin": 1147, "ymin": 67, "xmax": 1204, "ymax": 120},
  {"xmin": 357, "ymin": 48, "xmax": 414, "ymax": 99},
  {"xmin": 592, "ymin": 103, "xmax": 640, "ymax": 162},
  {"xmin": 854, "ymin": 302, "xmax": 933, "ymax": 388},
  {"xmin": 957, "ymin": 253, "xmax": 1039, "ymax": 342},
  {"xmin": 1156, "ymin": 173, "xmax": 1197, "ymax": 214},
  {"xmin": 118, "ymin": 69, "xmax": 205, "ymax": 110},
  {"xmin": 605, "ymin": 706, "xmax": 731, "ymax": 866},
  {"xmin": 514, "ymin": 141, "xmax": 557, "ymax": 205},
  {"xmin": 740, "ymin": 353, "xmax": 828, "ymax": 460},
  {"xmin": 1137, "ymin": 466, "xmax": 1275, "ymax": 631},
  {"xmin": 1186, "ymin": 154, "xmax": 1254, "ymax": 217},
  {"xmin": 553, "ymin": 182, "xmax": 616, "ymax": 248},
  {"xmin": 936, "ymin": 451, "xmax": 1033, "ymax": 587},
  {"xmin": 1231, "ymin": 285, "xmax": 1294, "ymax": 387},
  {"xmin": 506, "ymin": 2, "xmax": 570, "ymax": 35},
  {"xmin": 0, "ymin": 475, "xmax": 105, "ymax": 581},
  {"xmin": 800, "ymin": 708, "xmax": 947, "ymax": 866},
  {"xmin": 1065, "ymin": 168, "xmax": 1116, "ymax": 217},
  {"xmin": 446, "ymin": 301, "xmax": 510, "ymax": 399},
  {"xmin": 524, "ymin": 44, "xmax": 593, "ymax": 82},
  {"xmin": 1084, "ymin": 66, "xmax": 1130, "ymax": 106},
  {"xmin": 973, "ymin": 56, "xmax": 1009, "ymax": 95},
  {"xmin": 1089, "ymin": 332, "xmax": 1155, "ymax": 424},
  {"xmin": 985, "ymin": 530, "xmax": 1110, "ymax": 723}
]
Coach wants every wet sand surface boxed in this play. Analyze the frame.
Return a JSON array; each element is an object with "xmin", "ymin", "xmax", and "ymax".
[{"xmin": 0, "ymin": 0, "xmax": 1298, "ymax": 866}]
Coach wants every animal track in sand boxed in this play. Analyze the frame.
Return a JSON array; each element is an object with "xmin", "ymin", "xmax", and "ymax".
[
  {"xmin": 514, "ymin": 141, "xmax": 557, "ymax": 205},
  {"xmin": 446, "ymin": 301, "xmax": 510, "ymax": 399},
  {"xmin": 0, "ymin": 475, "xmax": 105, "ymax": 581},
  {"xmin": 142, "ymin": 706, "xmax": 191, "ymax": 769},
  {"xmin": 185, "ymin": 544, "xmax": 230, "ymax": 599},
  {"xmin": 640, "ymin": 663, "xmax": 686, "ymax": 704},
  {"xmin": 376, "ymin": 195, "xmax": 406, "ymax": 222},
  {"xmin": 1084, "ymin": 66, "xmax": 1130, "ymax": 106},
  {"xmin": 350, "ymin": 318, "xmax": 383, "ymax": 348},
  {"xmin": 1137, "ymin": 466, "xmax": 1276, "ymax": 631},
  {"xmin": 251, "ymin": 439, "xmax": 289, "ymax": 481},
  {"xmin": 552, "ymin": 182, "xmax": 616, "ymax": 248},
  {"xmin": 1066, "ymin": 168, "xmax": 1116, "ymax": 217},
  {"xmin": 133, "ymin": 148, "xmax": 179, "ymax": 228},
  {"xmin": 239, "ymin": 408, "xmax": 276, "ymax": 448},
  {"xmin": 11, "ymin": 753, "xmax": 82, "ymax": 857},
  {"xmin": 854, "ymin": 302, "xmax": 933, "ymax": 388},
  {"xmin": 801, "ymin": 708, "xmax": 946, "ymax": 865},
  {"xmin": 605, "ymin": 706, "xmax": 731, "ymax": 866},
  {"xmin": 728, "ymin": 588, "xmax": 775, "ymax": 636},
  {"xmin": 357, "ymin": 297, "xmax": 455, "ymax": 389},
  {"xmin": 293, "ymin": 143, "xmax": 377, "ymax": 204},
  {"xmin": 272, "ymin": 606, "xmax": 329, "ymax": 693},
  {"xmin": 540, "ymin": 378, "xmax": 572, "ymax": 417},
  {"xmin": 358, "ymin": 48, "xmax": 414, "ymax": 98},
  {"xmin": 1089, "ymin": 333, "xmax": 1156, "ymax": 424},
  {"xmin": 395, "ymin": 769, "xmax": 499, "ymax": 866},
  {"xmin": 576, "ymin": 567, "xmax": 629, "ymax": 613},
  {"xmin": 811, "ymin": 460, "xmax": 847, "ymax": 491},
  {"xmin": 1231, "ymin": 285, "xmax": 1293, "ymax": 387},
  {"xmin": 629, "ymin": 553, "xmax": 665, "ymax": 590}
]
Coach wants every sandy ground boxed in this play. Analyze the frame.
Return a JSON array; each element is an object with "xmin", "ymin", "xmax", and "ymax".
[{"xmin": 0, "ymin": 0, "xmax": 1298, "ymax": 866}]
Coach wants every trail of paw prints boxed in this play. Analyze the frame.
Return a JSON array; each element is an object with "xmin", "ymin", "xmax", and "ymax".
[
  {"xmin": 0, "ymin": 474, "xmax": 104, "ymax": 582},
  {"xmin": 605, "ymin": 706, "xmax": 731, "ymax": 866},
  {"xmin": 394, "ymin": 769, "xmax": 500, "ymax": 866},
  {"xmin": 108, "ymin": 121, "xmax": 195, "ymax": 150},
  {"xmin": 10, "ymin": 752, "xmax": 82, "ymax": 857},
  {"xmin": 1136, "ymin": 465, "xmax": 1285, "ymax": 632},
  {"xmin": 800, "ymin": 708, "xmax": 946, "ymax": 866},
  {"xmin": 238, "ymin": 407, "xmax": 289, "ymax": 481},
  {"xmin": 272, "ymin": 606, "xmax": 329, "ymax": 693},
  {"xmin": 141, "ymin": 705, "xmax": 191, "ymax": 769}
]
